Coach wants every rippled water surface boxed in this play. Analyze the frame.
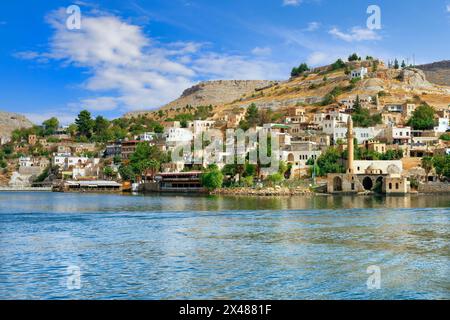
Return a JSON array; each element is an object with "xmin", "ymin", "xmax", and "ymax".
[{"xmin": 0, "ymin": 192, "xmax": 449, "ymax": 299}]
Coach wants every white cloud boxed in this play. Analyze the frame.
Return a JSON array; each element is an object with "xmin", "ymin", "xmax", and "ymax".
[
  {"xmin": 79, "ymin": 97, "xmax": 119, "ymax": 111},
  {"xmin": 305, "ymin": 22, "xmax": 320, "ymax": 32},
  {"xmin": 329, "ymin": 26, "xmax": 381, "ymax": 42},
  {"xmin": 307, "ymin": 52, "xmax": 330, "ymax": 66},
  {"xmin": 16, "ymin": 9, "xmax": 284, "ymax": 114},
  {"xmin": 283, "ymin": 0, "xmax": 302, "ymax": 6},
  {"xmin": 251, "ymin": 46, "xmax": 272, "ymax": 56},
  {"xmin": 447, "ymin": 4, "xmax": 450, "ymax": 12},
  {"xmin": 192, "ymin": 53, "xmax": 284, "ymax": 80}
]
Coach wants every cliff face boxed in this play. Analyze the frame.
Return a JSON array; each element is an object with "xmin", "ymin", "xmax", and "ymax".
[
  {"xmin": 0, "ymin": 111, "xmax": 33, "ymax": 140},
  {"xmin": 125, "ymin": 80, "xmax": 276, "ymax": 117},
  {"xmin": 416, "ymin": 60, "xmax": 450, "ymax": 86}
]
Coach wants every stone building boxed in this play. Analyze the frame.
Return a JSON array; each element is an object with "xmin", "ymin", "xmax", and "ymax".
[{"xmin": 327, "ymin": 117, "xmax": 410, "ymax": 194}]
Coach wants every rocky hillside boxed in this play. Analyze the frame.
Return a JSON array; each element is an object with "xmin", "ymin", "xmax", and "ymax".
[
  {"xmin": 0, "ymin": 111, "xmax": 33, "ymax": 140},
  {"xmin": 213, "ymin": 62, "xmax": 450, "ymax": 116},
  {"xmin": 417, "ymin": 60, "xmax": 450, "ymax": 86},
  {"xmin": 125, "ymin": 80, "xmax": 276, "ymax": 118},
  {"xmin": 124, "ymin": 59, "xmax": 450, "ymax": 122}
]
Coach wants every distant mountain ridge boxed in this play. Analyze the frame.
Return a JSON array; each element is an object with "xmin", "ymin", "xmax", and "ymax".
[
  {"xmin": 125, "ymin": 80, "xmax": 276, "ymax": 118},
  {"xmin": 417, "ymin": 60, "xmax": 450, "ymax": 86},
  {"xmin": 0, "ymin": 111, "xmax": 33, "ymax": 140}
]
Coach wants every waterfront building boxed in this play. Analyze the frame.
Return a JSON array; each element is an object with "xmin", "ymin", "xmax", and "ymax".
[
  {"xmin": 121, "ymin": 140, "xmax": 140, "ymax": 160},
  {"xmin": 151, "ymin": 171, "xmax": 204, "ymax": 193},
  {"xmin": 327, "ymin": 117, "xmax": 410, "ymax": 194}
]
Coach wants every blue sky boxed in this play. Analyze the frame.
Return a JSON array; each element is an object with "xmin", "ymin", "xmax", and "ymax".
[{"xmin": 0, "ymin": 0, "xmax": 449, "ymax": 124}]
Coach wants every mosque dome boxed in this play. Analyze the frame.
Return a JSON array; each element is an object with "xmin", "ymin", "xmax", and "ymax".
[{"xmin": 387, "ymin": 164, "xmax": 401, "ymax": 175}]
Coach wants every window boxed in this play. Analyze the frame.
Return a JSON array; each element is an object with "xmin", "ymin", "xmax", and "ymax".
[
  {"xmin": 396, "ymin": 183, "xmax": 399, "ymax": 189},
  {"xmin": 389, "ymin": 183, "xmax": 392, "ymax": 189}
]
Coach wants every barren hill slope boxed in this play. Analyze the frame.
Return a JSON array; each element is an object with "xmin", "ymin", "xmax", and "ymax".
[
  {"xmin": 125, "ymin": 80, "xmax": 276, "ymax": 118},
  {"xmin": 124, "ymin": 59, "xmax": 450, "ymax": 122},
  {"xmin": 417, "ymin": 60, "xmax": 450, "ymax": 86},
  {"xmin": 0, "ymin": 111, "xmax": 33, "ymax": 140}
]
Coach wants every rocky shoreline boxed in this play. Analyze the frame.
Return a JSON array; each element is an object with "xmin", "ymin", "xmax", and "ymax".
[{"xmin": 210, "ymin": 186, "xmax": 314, "ymax": 197}]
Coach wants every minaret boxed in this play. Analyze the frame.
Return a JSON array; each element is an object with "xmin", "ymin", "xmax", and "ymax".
[{"xmin": 347, "ymin": 116, "xmax": 354, "ymax": 174}]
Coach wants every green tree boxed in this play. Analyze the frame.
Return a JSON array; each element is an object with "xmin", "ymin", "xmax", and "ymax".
[
  {"xmin": 201, "ymin": 165, "xmax": 224, "ymax": 191},
  {"xmin": 42, "ymin": 117, "xmax": 59, "ymax": 136},
  {"xmin": 291, "ymin": 63, "xmax": 309, "ymax": 77},
  {"xmin": 129, "ymin": 142, "xmax": 168, "ymax": 176},
  {"xmin": 119, "ymin": 165, "xmax": 135, "ymax": 181},
  {"xmin": 432, "ymin": 155, "xmax": 450, "ymax": 180},
  {"xmin": 407, "ymin": 104, "xmax": 436, "ymax": 130},
  {"xmin": 352, "ymin": 97, "xmax": 382, "ymax": 127},
  {"xmin": 103, "ymin": 166, "xmax": 117, "ymax": 179},
  {"xmin": 331, "ymin": 58, "xmax": 346, "ymax": 70},
  {"xmin": 315, "ymin": 148, "xmax": 345, "ymax": 176},
  {"xmin": 348, "ymin": 53, "xmax": 360, "ymax": 61},
  {"xmin": 243, "ymin": 103, "xmax": 260, "ymax": 128},
  {"xmin": 266, "ymin": 173, "xmax": 283, "ymax": 186},
  {"xmin": 75, "ymin": 110, "xmax": 94, "ymax": 138},
  {"xmin": 421, "ymin": 156, "xmax": 434, "ymax": 179},
  {"xmin": 93, "ymin": 116, "xmax": 111, "ymax": 141},
  {"xmin": 394, "ymin": 59, "xmax": 399, "ymax": 69}
]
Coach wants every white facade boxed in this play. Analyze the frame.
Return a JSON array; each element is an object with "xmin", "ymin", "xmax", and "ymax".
[
  {"xmin": 189, "ymin": 120, "xmax": 215, "ymax": 135},
  {"xmin": 350, "ymin": 67, "xmax": 368, "ymax": 79},
  {"xmin": 385, "ymin": 126, "xmax": 411, "ymax": 144},
  {"xmin": 19, "ymin": 156, "xmax": 33, "ymax": 167},
  {"xmin": 434, "ymin": 118, "xmax": 450, "ymax": 133},
  {"xmin": 281, "ymin": 150, "xmax": 321, "ymax": 167},
  {"xmin": 385, "ymin": 104, "xmax": 403, "ymax": 113},
  {"xmin": 165, "ymin": 127, "xmax": 193, "ymax": 148},
  {"xmin": 331, "ymin": 126, "xmax": 382, "ymax": 144},
  {"xmin": 53, "ymin": 155, "xmax": 89, "ymax": 169}
]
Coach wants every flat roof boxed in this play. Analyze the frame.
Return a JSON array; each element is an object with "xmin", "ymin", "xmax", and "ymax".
[{"xmin": 65, "ymin": 180, "xmax": 122, "ymax": 187}]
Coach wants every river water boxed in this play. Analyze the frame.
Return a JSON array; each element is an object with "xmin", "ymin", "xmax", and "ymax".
[{"xmin": 0, "ymin": 192, "xmax": 449, "ymax": 299}]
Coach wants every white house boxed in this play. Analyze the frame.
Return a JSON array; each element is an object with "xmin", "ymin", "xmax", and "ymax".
[
  {"xmin": 52, "ymin": 155, "xmax": 89, "ymax": 169},
  {"xmin": 385, "ymin": 126, "xmax": 412, "ymax": 145},
  {"xmin": 385, "ymin": 104, "xmax": 403, "ymax": 113},
  {"xmin": 331, "ymin": 126, "xmax": 382, "ymax": 144},
  {"xmin": 19, "ymin": 156, "xmax": 33, "ymax": 167},
  {"xmin": 188, "ymin": 120, "xmax": 215, "ymax": 135},
  {"xmin": 350, "ymin": 67, "xmax": 368, "ymax": 79},
  {"xmin": 434, "ymin": 118, "xmax": 450, "ymax": 133},
  {"xmin": 165, "ymin": 127, "xmax": 194, "ymax": 149}
]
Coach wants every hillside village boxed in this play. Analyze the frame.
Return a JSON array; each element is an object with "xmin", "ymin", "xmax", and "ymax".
[{"xmin": 1, "ymin": 55, "xmax": 450, "ymax": 195}]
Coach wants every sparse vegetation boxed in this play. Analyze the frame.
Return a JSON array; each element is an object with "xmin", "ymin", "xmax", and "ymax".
[{"xmin": 291, "ymin": 63, "xmax": 310, "ymax": 77}]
